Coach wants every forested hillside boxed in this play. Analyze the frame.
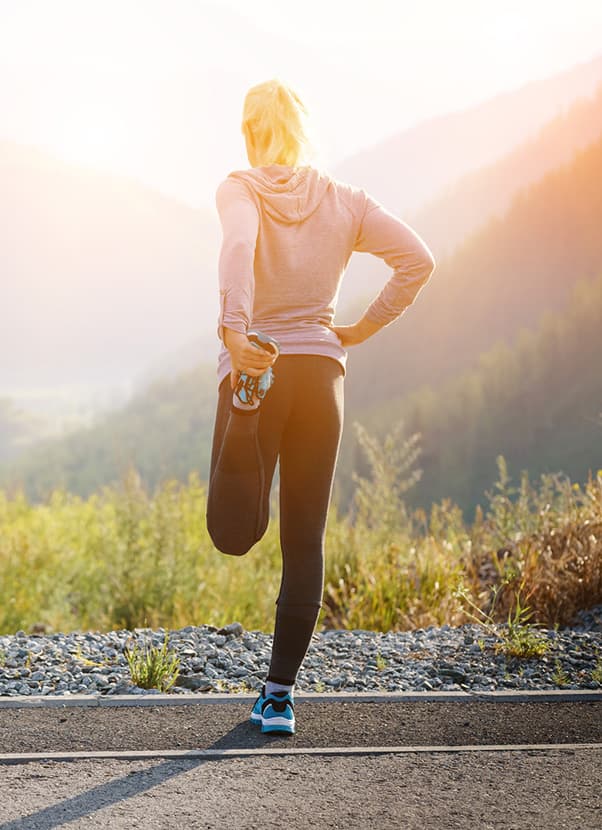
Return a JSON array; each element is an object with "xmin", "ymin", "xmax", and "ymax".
[
  {"xmin": 331, "ymin": 52, "xmax": 602, "ymax": 222},
  {"xmin": 343, "ymin": 134, "xmax": 602, "ymax": 411},
  {"xmin": 337, "ymin": 272, "xmax": 602, "ymax": 521},
  {"xmin": 0, "ymin": 365, "xmax": 218, "ymax": 503},
  {"xmin": 3, "ymin": 271, "xmax": 601, "ymax": 520},
  {"xmin": 0, "ymin": 399, "xmax": 45, "ymax": 465},
  {"xmin": 408, "ymin": 82, "xmax": 602, "ymax": 260}
]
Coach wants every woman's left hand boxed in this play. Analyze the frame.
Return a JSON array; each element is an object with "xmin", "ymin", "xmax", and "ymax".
[{"xmin": 328, "ymin": 317, "xmax": 383, "ymax": 347}]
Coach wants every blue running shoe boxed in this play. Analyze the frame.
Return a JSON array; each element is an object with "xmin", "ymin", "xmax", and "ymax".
[
  {"xmin": 249, "ymin": 684, "xmax": 295, "ymax": 735},
  {"xmin": 234, "ymin": 331, "xmax": 280, "ymax": 407},
  {"xmin": 249, "ymin": 686, "xmax": 266, "ymax": 726}
]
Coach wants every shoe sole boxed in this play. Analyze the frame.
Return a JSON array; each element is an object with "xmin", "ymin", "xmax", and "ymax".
[
  {"xmin": 249, "ymin": 705, "xmax": 295, "ymax": 734},
  {"xmin": 261, "ymin": 722, "xmax": 295, "ymax": 735},
  {"xmin": 261, "ymin": 712, "xmax": 295, "ymax": 734}
]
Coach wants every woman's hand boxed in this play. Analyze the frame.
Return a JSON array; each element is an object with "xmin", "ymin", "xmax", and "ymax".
[
  {"xmin": 328, "ymin": 316, "xmax": 383, "ymax": 347},
  {"xmin": 223, "ymin": 328, "xmax": 278, "ymax": 390}
]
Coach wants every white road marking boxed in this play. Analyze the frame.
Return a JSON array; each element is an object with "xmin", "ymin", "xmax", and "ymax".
[
  {"xmin": 0, "ymin": 689, "xmax": 600, "ymax": 709},
  {"xmin": 0, "ymin": 743, "xmax": 600, "ymax": 764}
]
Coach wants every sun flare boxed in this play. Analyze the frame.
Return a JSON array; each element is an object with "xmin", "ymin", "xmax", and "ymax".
[{"xmin": 47, "ymin": 104, "xmax": 130, "ymax": 170}]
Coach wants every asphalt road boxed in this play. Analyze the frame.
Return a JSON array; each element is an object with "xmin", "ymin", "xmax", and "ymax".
[
  {"xmin": 0, "ymin": 698, "xmax": 600, "ymax": 829},
  {"xmin": 0, "ymin": 699, "xmax": 600, "ymax": 752},
  {"xmin": 0, "ymin": 749, "xmax": 600, "ymax": 830}
]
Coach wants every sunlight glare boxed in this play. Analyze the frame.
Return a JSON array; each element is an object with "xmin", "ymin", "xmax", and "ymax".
[{"xmin": 46, "ymin": 101, "xmax": 130, "ymax": 171}]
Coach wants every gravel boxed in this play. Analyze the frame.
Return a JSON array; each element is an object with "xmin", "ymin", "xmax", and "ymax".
[{"xmin": 0, "ymin": 605, "xmax": 601, "ymax": 698}]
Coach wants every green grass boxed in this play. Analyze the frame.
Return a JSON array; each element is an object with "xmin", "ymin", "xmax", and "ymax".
[
  {"xmin": 123, "ymin": 630, "xmax": 180, "ymax": 692},
  {"xmin": 452, "ymin": 573, "xmax": 552, "ymax": 658},
  {"xmin": 375, "ymin": 653, "xmax": 387, "ymax": 670},
  {"xmin": 0, "ymin": 424, "xmax": 600, "ymax": 647},
  {"xmin": 551, "ymin": 659, "xmax": 570, "ymax": 686}
]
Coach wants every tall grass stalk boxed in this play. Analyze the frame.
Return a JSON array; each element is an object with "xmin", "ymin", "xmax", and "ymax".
[{"xmin": 0, "ymin": 430, "xmax": 600, "ymax": 636}]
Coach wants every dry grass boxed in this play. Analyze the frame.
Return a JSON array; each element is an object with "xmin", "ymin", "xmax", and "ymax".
[{"xmin": 0, "ymin": 431, "xmax": 600, "ymax": 638}]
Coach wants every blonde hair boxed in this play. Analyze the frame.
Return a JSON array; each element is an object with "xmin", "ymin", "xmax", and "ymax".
[{"xmin": 242, "ymin": 78, "xmax": 315, "ymax": 168}]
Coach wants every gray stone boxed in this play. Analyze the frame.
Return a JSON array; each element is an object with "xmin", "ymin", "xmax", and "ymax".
[{"xmin": 218, "ymin": 622, "xmax": 244, "ymax": 637}]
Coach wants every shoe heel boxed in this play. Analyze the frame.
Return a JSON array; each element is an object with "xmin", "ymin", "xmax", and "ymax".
[{"xmin": 261, "ymin": 717, "xmax": 295, "ymax": 735}]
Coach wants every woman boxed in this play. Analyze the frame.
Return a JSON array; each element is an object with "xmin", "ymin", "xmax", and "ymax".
[{"xmin": 206, "ymin": 78, "xmax": 436, "ymax": 735}]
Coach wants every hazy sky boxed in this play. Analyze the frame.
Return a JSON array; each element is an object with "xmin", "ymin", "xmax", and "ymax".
[{"xmin": 1, "ymin": 0, "xmax": 601, "ymax": 207}]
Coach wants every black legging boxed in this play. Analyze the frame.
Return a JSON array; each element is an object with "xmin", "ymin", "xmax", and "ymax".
[{"xmin": 206, "ymin": 354, "xmax": 344, "ymax": 685}]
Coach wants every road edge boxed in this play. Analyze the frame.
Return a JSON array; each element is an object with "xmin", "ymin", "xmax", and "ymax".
[
  {"xmin": 0, "ymin": 742, "xmax": 601, "ymax": 764},
  {"xmin": 0, "ymin": 688, "xmax": 600, "ymax": 709}
]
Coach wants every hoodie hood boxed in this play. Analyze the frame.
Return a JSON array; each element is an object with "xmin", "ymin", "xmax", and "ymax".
[{"xmin": 226, "ymin": 164, "xmax": 332, "ymax": 224}]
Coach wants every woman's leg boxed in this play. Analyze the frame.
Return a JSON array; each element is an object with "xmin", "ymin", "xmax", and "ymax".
[
  {"xmin": 266, "ymin": 356, "xmax": 344, "ymax": 685},
  {"xmin": 206, "ymin": 374, "xmax": 289, "ymax": 556}
]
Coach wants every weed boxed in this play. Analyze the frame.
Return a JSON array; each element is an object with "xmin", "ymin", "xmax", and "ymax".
[
  {"xmin": 551, "ymin": 659, "xmax": 570, "ymax": 686},
  {"xmin": 123, "ymin": 630, "xmax": 180, "ymax": 693},
  {"xmin": 72, "ymin": 643, "xmax": 114, "ymax": 670},
  {"xmin": 375, "ymin": 653, "xmax": 387, "ymax": 670},
  {"xmin": 453, "ymin": 573, "xmax": 551, "ymax": 658},
  {"xmin": 213, "ymin": 677, "xmax": 257, "ymax": 693},
  {"xmin": 500, "ymin": 625, "xmax": 550, "ymax": 658},
  {"xmin": 221, "ymin": 678, "xmax": 255, "ymax": 694}
]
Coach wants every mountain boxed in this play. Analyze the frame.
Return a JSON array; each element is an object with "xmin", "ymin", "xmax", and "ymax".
[
  {"xmin": 0, "ymin": 398, "xmax": 47, "ymax": 465},
  {"xmin": 0, "ymin": 363, "xmax": 218, "ymax": 503},
  {"xmin": 4, "ymin": 272, "xmax": 601, "ymax": 525},
  {"xmin": 0, "ymin": 140, "xmax": 221, "ymax": 390},
  {"xmin": 3, "ymin": 58, "xmax": 602, "ymax": 506},
  {"xmin": 403, "ymin": 82, "xmax": 602, "ymax": 261},
  {"xmin": 4, "ymin": 54, "xmax": 602, "ymax": 399},
  {"xmin": 342, "ymin": 133, "xmax": 602, "ymax": 411},
  {"xmin": 130, "ymin": 61, "xmax": 602, "ymax": 408},
  {"xmin": 3, "ymin": 127, "xmax": 602, "ymax": 509},
  {"xmin": 334, "ymin": 64, "xmax": 602, "ymax": 316},
  {"xmin": 337, "ymin": 271, "xmax": 602, "ymax": 522},
  {"xmin": 331, "ymin": 52, "xmax": 602, "ymax": 219}
]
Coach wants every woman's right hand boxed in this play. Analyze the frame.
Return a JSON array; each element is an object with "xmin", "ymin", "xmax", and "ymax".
[{"xmin": 223, "ymin": 328, "xmax": 278, "ymax": 390}]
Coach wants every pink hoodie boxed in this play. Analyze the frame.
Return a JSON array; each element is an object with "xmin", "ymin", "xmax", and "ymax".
[{"xmin": 215, "ymin": 162, "xmax": 436, "ymax": 387}]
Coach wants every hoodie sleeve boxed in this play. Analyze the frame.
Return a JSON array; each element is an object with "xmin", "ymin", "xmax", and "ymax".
[
  {"xmin": 354, "ymin": 191, "xmax": 436, "ymax": 327},
  {"xmin": 215, "ymin": 177, "xmax": 260, "ymax": 342}
]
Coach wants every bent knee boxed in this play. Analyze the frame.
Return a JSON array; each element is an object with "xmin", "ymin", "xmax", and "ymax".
[
  {"xmin": 206, "ymin": 516, "xmax": 255, "ymax": 557},
  {"xmin": 208, "ymin": 530, "xmax": 254, "ymax": 557}
]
